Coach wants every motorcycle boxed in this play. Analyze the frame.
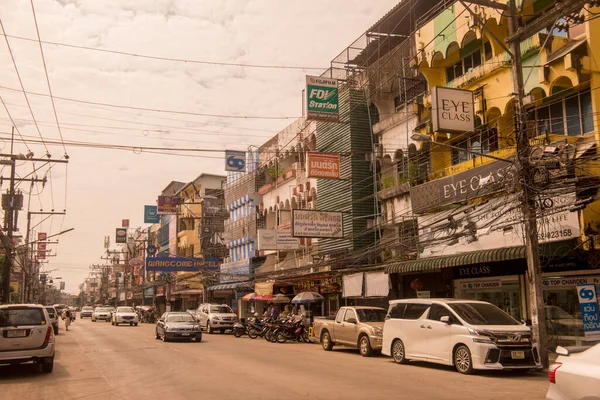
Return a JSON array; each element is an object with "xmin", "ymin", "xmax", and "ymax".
[
  {"xmin": 233, "ymin": 322, "xmax": 249, "ymax": 338},
  {"xmin": 274, "ymin": 319, "xmax": 308, "ymax": 343}
]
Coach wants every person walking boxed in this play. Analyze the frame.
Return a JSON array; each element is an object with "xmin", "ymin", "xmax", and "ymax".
[{"xmin": 64, "ymin": 309, "xmax": 71, "ymax": 331}]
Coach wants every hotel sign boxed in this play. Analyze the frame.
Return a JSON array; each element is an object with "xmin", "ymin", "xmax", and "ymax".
[
  {"xmin": 431, "ymin": 87, "xmax": 475, "ymax": 133},
  {"xmin": 306, "ymin": 152, "xmax": 340, "ymax": 179}
]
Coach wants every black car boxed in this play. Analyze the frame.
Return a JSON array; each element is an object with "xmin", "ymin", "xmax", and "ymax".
[{"xmin": 155, "ymin": 312, "xmax": 202, "ymax": 342}]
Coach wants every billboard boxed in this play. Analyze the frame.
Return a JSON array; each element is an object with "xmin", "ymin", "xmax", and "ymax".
[
  {"xmin": 576, "ymin": 284, "xmax": 600, "ymax": 342},
  {"xmin": 115, "ymin": 228, "xmax": 127, "ymax": 244},
  {"xmin": 157, "ymin": 196, "xmax": 178, "ymax": 215},
  {"xmin": 144, "ymin": 205, "xmax": 160, "ymax": 223},
  {"xmin": 292, "ymin": 210, "xmax": 343, "ymax": 238},
  {"xmin": 306, "ymin": 76, "xmax": 339, "ymax": 122},
  {"xmin": 306, "ymin": 152, "xmax": 340, "ymax": 179},
  {"xmin": 145, "ymin": 256, "xmax": 219, "ymax": 272},
  {"xmin": 431, "ymin": 86, "xmax": 475, "ymax": 133},
  {"xmin": 220, "ymin": 258, "xmax": 251, "ymax": 283},
  {"xmin": 257, "ymin": 229, "xmax": 300, "ymax": 250},
  {"xmin": 225, "ymin": 150, "xmax": 246, "ymax": 172}
]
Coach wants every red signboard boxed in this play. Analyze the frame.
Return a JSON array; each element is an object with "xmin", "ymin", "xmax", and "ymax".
[
  {"xmin": 122, "ymin": 219, "xmax": 130, "ymax": 228},
  {"xmin": 306, "ymin": 152, "xmax": 340, "ymax": 179},
  {"xmin": 37, "ymin": 242, "xmax": 47, "ymax": 260},
  {"xmin": 38, "ymin": 232, "xmax": 47, "ymax": 241}
]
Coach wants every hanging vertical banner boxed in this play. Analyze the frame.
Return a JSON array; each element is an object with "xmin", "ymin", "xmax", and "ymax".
[
  {"xmin": 577, "ymin": 284, "xmax": 600, "ymax": 342},
  {"xmin": 37, "ymin": 232, "xmax": 47, "ymax": 241},
  {"xmin": 306, "ymin": 76, "xmax": 339, "ymax": 122},
  {"xmin": 144, "ymin": 205, "xmax": 160, "ymax": 223},
  {"xmin": 37, "ymin": 242, "xmax": 47, "ymax": 259},
  {"xmin": 116, "ymin": 228, "xmax": 127, "ymax": 244},
  {"xmin": 225, "ymin": 150, "xmax": 246, "ymax": 172}
]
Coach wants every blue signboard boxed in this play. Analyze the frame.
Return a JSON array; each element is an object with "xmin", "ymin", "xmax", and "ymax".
[
  {"xmin": 144, "ymin": 287, "xmax": 154, "ymax": 298},
  {"xmin": 147, "ymin": 245, "xmax": 157, "ymax": 256},
  {"xmin": 576, "ymin": 284, "xmax": 600, "ymax": 342},
  {"xmin": 144, "ymin": 205, "xmax": 160, "ymax": 223},
  {"xmin": 145, "ymin": 256, "xmax": 219, "ymax": 272},
  {"xmin": 220, "ymin": 258, "xmax": 251, "ymax": 283},
  {"xmin": 225, "ymin": 150, "xmax": 246, "ymax": 172}
]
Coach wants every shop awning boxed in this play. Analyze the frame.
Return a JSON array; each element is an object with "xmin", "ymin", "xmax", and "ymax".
[
  {"xmin": 172, "ymin": 289, "xmax": 203, "ymax": 296},
  {"xmin": 206, "ymin": 281, "xmax": 254, "ymax": 291},
  {"xmin": 384, "ymin": 246, "xmax": 526, "ymax": 274},
  {"xmin": 545, "ymin": 38, "xmax": 587, "ymax": 65}
]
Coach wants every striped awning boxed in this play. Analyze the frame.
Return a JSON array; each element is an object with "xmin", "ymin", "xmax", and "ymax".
[
  {"xmin": 383, "ymin": 246, "xmax": 526, "ymax": 274},
  {"xmin": 206, "ymin": 281, "xmax": 254, "ymax": 291}
]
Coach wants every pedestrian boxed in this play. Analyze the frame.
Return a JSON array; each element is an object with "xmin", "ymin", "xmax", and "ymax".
[
  {"xmin": 64, "ymin": 308, "xmax": 71, "ymax": 331},
  {"xmin": 291, "ymin": 304, "xmax": 298, "ymax": 316},
  {"xmin": 269, "ymin": 302, "xmax": 280, "ymax": 320}
]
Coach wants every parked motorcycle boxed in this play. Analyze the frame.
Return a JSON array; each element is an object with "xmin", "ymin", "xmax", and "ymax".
[{"xmin": 233, "ymin": 322, "xmax": 249, "ymax": 338}]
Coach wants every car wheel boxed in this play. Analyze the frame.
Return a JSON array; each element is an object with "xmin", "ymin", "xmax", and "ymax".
[
  {"xmin": 155, "ymin": 330, "xmax": 161, "ymax": 340},
  {"xmin": 162, "ymin": 334, "xmax": 169, "ymax": 342},
  {"xmin": 207, "ymin": 323, "xmax": 213, "ymax": 334},
  {"xmin": 454, "ymin": 345, "xmax": 474, "ymax": 374},
  {"xmin": 321, "ymin": 331, "xmax": 333, "ymax": 351},
  {"xmin": 41, "ymin": 357, "xmax": 54, "ymax": 373},
  {"xmin": 134, "ymin": 323, "xmax": 138, "ymax": 327},
  {"xmin": 220, "ymin": 329, "xmax": 225, "ymax": 334},
  {"xmin": 359, "ymin": 335, "xmax": 373, "ymax": 357},
  {"xmin": 130, "ymin": 323, "xmax": 133, "ymax": 326},
  {"xmin": 392, "ymin": 339, "xmax": 408, "ymax": 364},
  {"xmin": 53, "ymin": 326, "xmax": 58, "ymax": 335},
  {"xmin": 196, "ymin": 335, "xmax": 202, "ymax": 342},
  {"xmin": 92, "ymin": 319, "xmax": 95, "ymax": 322},
  {"xmin": 111, "ymin": 320, "xmax": 114, "ymax": 325}
]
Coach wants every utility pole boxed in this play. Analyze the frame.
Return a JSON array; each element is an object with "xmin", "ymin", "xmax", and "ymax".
[
  {"xmin": 1, "ymin": 128, "xmax": 16, "ymax": 304},
  {"xmin": 506, "ymin": 0, "xmax": 548, "ymax": 368}
]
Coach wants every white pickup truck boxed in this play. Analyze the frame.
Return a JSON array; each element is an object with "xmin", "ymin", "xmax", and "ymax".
[{"xmin": 312, "ymin": 306, "xmax": 387, "ymax": 357}]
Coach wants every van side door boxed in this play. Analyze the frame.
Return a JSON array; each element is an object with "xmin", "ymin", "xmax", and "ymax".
[
  {"xmin": 399, "ymin": 303, "xmax": 431, "ymax": 360},
  {"xmin": 426, "ymin": 304, "xmax": 456, "ymax": 364}
]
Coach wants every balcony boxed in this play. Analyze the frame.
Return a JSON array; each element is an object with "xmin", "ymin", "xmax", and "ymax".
[{"xmin": 257, "ymin": 169, "xmax": 297, "ymax": 194}]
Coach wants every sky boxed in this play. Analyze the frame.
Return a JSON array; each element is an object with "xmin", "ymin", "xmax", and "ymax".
[{"xmin": 0, "ymin": 0, "xmax": 400, "ymax": 293}]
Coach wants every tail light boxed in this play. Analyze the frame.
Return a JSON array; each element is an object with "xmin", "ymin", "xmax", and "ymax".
[
  {"xmin": 548, "ymin": 363, "xmax": 562, "ymax": 384},
  {"xmin": 43, "ymin": 326, "xmax": 53, "ymax": 344}
]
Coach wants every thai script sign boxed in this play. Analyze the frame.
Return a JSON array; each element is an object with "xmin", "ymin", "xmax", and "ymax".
[
  {"xmin": 306, "ymin": 76, "xmax": 339, "ymax": 122},
  {"xmin": 145, "ymin": 256, "xmax": 219, "ymax": 272},
  {"xmin": 292, "ymin": 210, "xmax": 343, "ymax": 238},
  {"xmin": 157, "ymin": 196, "xmax": 179, "ymax": 215},
  {"xmin": 431, "ymin": 86, "xmax": 475, "ymax": 133},
  {"xmin": 220, "ymin": 258, "xmax": 251, "ymax": 283},
  {"xmin": 257, "ymin": 229, "xmax": 300, "ymax": 250},
  {"xmin": 576, "ymin": 284, "xmax": 600, "ymax": 342},
  {"xmin": 306, "ymin": 152, "xmax": 340, "ymax": 179}
]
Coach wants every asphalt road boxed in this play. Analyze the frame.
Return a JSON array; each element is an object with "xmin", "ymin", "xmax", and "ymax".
[{"xmin": 1, "ymin": 315, "xmax": 549, "ymax": 400}]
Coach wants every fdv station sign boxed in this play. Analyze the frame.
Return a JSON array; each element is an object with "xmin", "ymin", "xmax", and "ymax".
[{"xmin": 306, "ymin": 76, "xmax": 339, "ymax": 122}]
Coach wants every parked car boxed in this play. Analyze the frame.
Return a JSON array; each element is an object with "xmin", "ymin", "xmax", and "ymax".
[
  {"xmin": 546, "ymin": 344, "xmax": 600, "ymax": 400},
  {"xmin": 195, "ymin": 303, "xmax": 238, "ymax": 334},
  {"xmin": 53, "ymin": 304, "xmax": 67, "ymax": 319},
  {"xmin": 382, "ymin": 298, "xmax": 541, "ymax": 374},
  {"xmin": 313, "ymin": 306, "xmax": 386, "ymax": 357},
  {"xmin": 80, "ymin": 306, "xmax": 94, "ymax": 318},
  {"xmin": 0, "ymin": 304, "xmax": 55, "ymax": 373},
  {"xmin": 155, "ymin": 312, "xmax": 202, "ymax": 342},
  {"xmin": 44, "ymin": 306, "xmax": 59, "ymax": 335},
  {"xmin": 92, "ymin": 307, "xmax": 112, "ymax": 322},
  {"xmin": 112, "ymin": 306, "xmax": 139, "ymax": 326}
]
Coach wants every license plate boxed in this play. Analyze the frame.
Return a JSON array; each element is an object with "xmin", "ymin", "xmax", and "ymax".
[
  {"xmin": 181, "ymin": 333, "xmax": 190, "ymax": 336},
  {"xmin": 6, "ymin": 329, "xmax": 27, "ymax": 338},
  {"xmin": 511, "ymin": 351, "xmax": 525, "ymax": 359}
]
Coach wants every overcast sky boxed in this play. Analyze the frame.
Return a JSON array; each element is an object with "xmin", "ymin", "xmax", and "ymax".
[{"xmin": 0, "ymin": 0, "xmax": 399, "ymax": 293}]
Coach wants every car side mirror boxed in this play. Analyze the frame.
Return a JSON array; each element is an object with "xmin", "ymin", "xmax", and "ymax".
[
  {"xmin": 440, "ymin": 316, "xmax": 451, "ymax": 324},
  {"xmin": 158, "ymin": 319, "xmax": 164, "ymax": 323},
  {"xmin": 346, "ymin": 318, "xmax": 356, "ymax": 324}
]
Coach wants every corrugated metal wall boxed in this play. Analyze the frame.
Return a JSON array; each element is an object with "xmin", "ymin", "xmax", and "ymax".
[{"xmin": 316, "ymin": 87, "xmax": 377, "ymax": 257}]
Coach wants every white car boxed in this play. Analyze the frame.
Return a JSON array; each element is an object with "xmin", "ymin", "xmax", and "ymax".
[
  {"xmin": 382, "ymin": 298, "xmax": 541, "ymax": 374},
  {"xmin": 111, "ymin": 306, "xmax": 139, "ymax": 326},
  {"xmin": 0, "ymin": 304, "xmax": 55, "ymax": 373},
  {"xmin": 92, "ymin": 307, "xmax": 112, "ymax": 322},
  {"xmin": 546, "ymin": 344, "xmax": 600, "ymax": 400}
]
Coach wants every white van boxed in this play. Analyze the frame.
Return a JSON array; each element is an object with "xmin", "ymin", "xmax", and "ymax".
[{"xmin": 382, "ymin": 298, "xmax": 541, "ymax": 374}]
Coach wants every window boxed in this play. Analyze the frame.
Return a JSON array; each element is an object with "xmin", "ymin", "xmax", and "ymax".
[
  {"xmin": 534, "ymin": 90, "xmax": 594, "ymax": 136},
  {"xmin": 335, "ymin": 310, "xmax": 344, "ymax": 323},
  {"xmin": 344, "ymin": 309, "xmax": 357, "ymax": 323},
  {"xmin": 449, "ymin": 302, "xmax": 519, "ymax": 325},
  {"xmin": 450, "ymin": 129, "xmax": 497, "ymax": 165},
  {"xmin": 0, "ymin": 308, "xmax": 46, "ymax": 326},
  {"xmin": 356, "ymin": 308, "xmax": 387, "ymax": 322},
  {"xmin": 428, "ymin": 304, "xmax": 455, "ymax": 322},
  {"xmin": 388, "ymin": 303, "xmax": 406, "ymax": 319},
  {"xmin": 403, "ymin": 303, "xmax": 430, "ymax": 320},
  {"xmin": 446, "ymin": 48, "xmax": 482, "ymax": 83}
]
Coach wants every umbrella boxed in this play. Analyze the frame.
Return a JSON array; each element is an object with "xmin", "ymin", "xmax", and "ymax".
[
  {"xmin": 291, "ymin": 291, "xmax": 325, "ymax": 304},
  {"xmin": 272, "ymin": 294, "xmax": 291, "ymax": 304},
  {"xmin": 241, "ymin": 293, "xmax": 273, "ymax": 302}
]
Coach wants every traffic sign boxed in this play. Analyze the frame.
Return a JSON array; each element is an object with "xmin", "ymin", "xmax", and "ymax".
[{"xmin": 225, "ymin": 150, "xmax": 246, "ymax": 172}]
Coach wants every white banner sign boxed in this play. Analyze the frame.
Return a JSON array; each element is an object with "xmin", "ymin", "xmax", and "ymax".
[
  {"xmin": 419, "ymin": 194, "xmax": 580, "ymax": 258},
  {"xmin": 543, "ymin": 276, "xmax": 600, "ymax": 288},
  {"xmin": 292, "ymin": 210, "xmax": 343, "ymax": 238},
  {"xmin": 257, "ymin": 229, "xmax": 300, "ymax": 250},
  {"xmin": 461, "ymin": 281, "xmax": 502, "ymax": 290}
]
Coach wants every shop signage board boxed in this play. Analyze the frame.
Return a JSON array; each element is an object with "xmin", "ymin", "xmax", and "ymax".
[
  {"xmin": 122, "ymin": 219, "xmax": 130, "ymax": 228},
  {"xmin": 144, "ymin": 287, "xmax": 154, "ymax": 298},
  {"xmin": 417, "ymin": 291, "xmax": 431, "ymax": 298},
  {"xmin": 225, "ymin": 150, "xmax": 246, "ymax": 172},
  {"xmin": 220, "ymin": 258, "xmax": 251, "ymax": 283},
  {"xmin": 543, "ymin": 276, "xmax": 600, "ymax": 288},
  {"xmin": 431, "ymin": 86, "xmax": 475, "ymax": 133},
  {"xmin": 576, "ymin": 284, "xmax": 600, "ymax": 341},
  {"xmin": 257, "ymin": 229, "xmax": 300, "ymax": 250},
  {"xmin": 292, "ymin": 210, "xmax": 343, "ymax": 238},
  {"xmin": 144, "ymin": 205, "xmax": 160, "ymax": 223},
  {"xmin": 461, "ymin": 280, "xmax": 502, "ymax": 290},
  {"xmin": 306, "ymin": 152, "xmax": 340, "ymax": 179},
  {"xmin": 115, "ymin": 228, "xmax": 127, "ymax": 244},
  {"xmin": 157, "ymin": 196, "xmax": 178, "ymax": 215},
  {"xmin": 419, "ymin": 194, "xmax": 580, "ymax": 258},
  {"xmin": 306, "ymin": 75, "xmax": 339, "ymax": 122},
  {"xmin": 410, "ymin": 160, "xmax": 516, "ymax": 214},
  {"xmin": 145, "ymin": 256, "xmax": 219, "ymax": 272}
]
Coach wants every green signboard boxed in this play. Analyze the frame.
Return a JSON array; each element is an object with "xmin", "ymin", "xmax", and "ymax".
[{"xmin": 306, "ymin": 75, "xmax": 339, "ymax": 122}]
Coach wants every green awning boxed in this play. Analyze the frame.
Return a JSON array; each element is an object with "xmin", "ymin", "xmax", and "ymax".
[{"xmin": 384, "ymin": 246, "xmax": 526, "ymax": 274}]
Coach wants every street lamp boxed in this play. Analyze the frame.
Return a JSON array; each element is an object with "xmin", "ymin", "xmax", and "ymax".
[{"xmin": 410, "ymin": 133, "xmax": 514, "ymax": 165}]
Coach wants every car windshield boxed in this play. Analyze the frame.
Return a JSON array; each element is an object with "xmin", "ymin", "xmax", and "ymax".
[
  {"xmin": 210, "ymin": 306, "xmax": 233, "ymax": 313},
  {"xmin": 356, "ymin": 309, "xmax": 387, "ymax": 322},
  {"xmin": 45, "ymin": 308, "xmax": 56, "ymax": 316},
  {"xmin": 0, "ymin": 307, "xmax": 45, "ymax": 327},
  {"xmin": 97, "ymin": 308, "xmax": 111, "ymax": 312},
  {"xmin": 166, "ymin": 314, "xmax": 194, "ymax": 323},
  {"xmin": 449, "ymin": 303, "xmax": 519, "ymax": 326},
  {"xmin": 117, "ymin": 307, "xmax": 134, "ymax": 313},
  {"xmin": 82, "ymin": 307, "xmax": 93, "ymax": 311}
]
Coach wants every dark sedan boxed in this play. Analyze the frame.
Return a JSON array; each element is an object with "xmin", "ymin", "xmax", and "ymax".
[{"xmin": 155, "ymin": 312, "xmax": 202, "ymax": 342}]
